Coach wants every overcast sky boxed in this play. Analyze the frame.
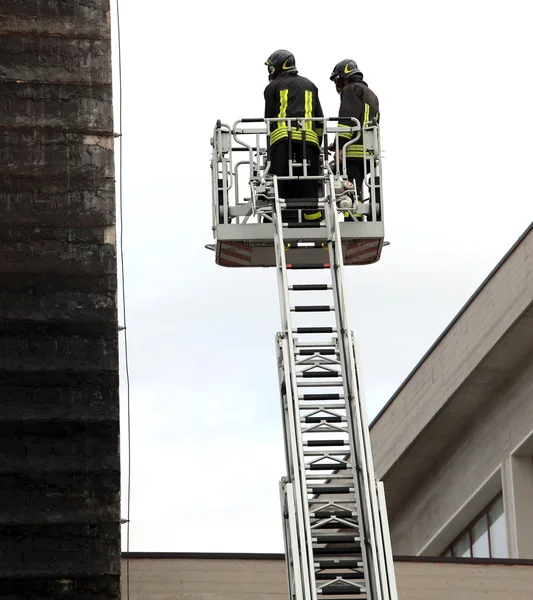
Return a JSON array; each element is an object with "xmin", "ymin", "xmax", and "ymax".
[{"xmin": 112, "ymin": 0, "xmax": 533, "ymax": 552}]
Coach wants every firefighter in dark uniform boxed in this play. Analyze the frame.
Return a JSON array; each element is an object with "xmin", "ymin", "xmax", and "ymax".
[
  {"xmin": 330, "ymin": 59, "xmax": 379, "ymax": 207},
  {"xmin": 264, "ymin": 50, "xmax": 324, "ymax": 223}
]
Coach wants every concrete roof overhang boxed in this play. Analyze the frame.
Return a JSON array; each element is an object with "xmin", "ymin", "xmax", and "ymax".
[{"xmin": 370, "ymin": 223, "xmax": 533, "ymax": 518}]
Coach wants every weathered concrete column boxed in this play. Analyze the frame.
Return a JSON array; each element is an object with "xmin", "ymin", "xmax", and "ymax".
[
  {"xmin": 0, "ymin": 1, "xmax": 120, "ymax": 598},
  {"xmin": 503, "ymin": 455, "xmax": 533, "ymax": 559}
]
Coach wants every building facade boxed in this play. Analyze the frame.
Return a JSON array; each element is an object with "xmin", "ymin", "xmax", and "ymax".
[{"xmin": 370, "ymin": 223, "xmax": 533, "ymax": 559}]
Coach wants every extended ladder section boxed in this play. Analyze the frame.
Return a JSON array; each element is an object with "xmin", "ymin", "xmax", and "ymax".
[
  {"xmin": 209, "ymin": 115, "xmax": 396, "ymax": 600},
  {"xmin": 273, "ymin": 185, "xmax": 397, "ymax": 600}
]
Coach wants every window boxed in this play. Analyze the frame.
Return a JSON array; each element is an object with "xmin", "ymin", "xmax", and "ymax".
[{"xmin": 443, "ymin": 494, "xmax": 507, "ymax": 558}]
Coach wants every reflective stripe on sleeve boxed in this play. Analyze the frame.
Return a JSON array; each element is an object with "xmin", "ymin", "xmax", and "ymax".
[{"xmin": 303, "ymin": 210, "xmax": 323, "ymax": 221}]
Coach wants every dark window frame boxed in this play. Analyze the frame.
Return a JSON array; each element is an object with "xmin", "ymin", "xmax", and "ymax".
[{"xmin": 443, "ymin": 493, "xmax": 504, "ymax": 558}]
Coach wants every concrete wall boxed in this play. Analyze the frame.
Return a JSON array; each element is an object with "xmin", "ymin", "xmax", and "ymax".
[
  {"xmin": 396, "ymin": 560, "xmax": 533, "ymax": 600},
  {"xmin": 387, "ymin": 354, "xmax": 533, "ymax": 555},
  {"xmin": 369, "ymin": 225, "xmax": 533, "ymax": 557},
  {"xmin": 123, "ymin": 556, "xmax": 287, "ymax": 600},
  {"xmin": 120, "ymin": 556, "xmax": 533, "ymax": 600},
  {"xmin": 371, "ymin": 226, "xmax": 533, "ymax": 483},
  {"xmin": 0, "ymin": 1, "xmax": 120, "ymax": 598}
]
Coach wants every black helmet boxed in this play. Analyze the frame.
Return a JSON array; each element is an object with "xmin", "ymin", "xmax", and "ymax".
[
  {"xmin": 265, "ymin": 50, "xmax": 297, "ymax": 79},
  {"xmin": 330, "ymin": 59, "xmax": 363, "ymax": 85}
]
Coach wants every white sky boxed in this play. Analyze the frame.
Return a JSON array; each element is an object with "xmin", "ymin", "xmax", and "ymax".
[{"xmin": 112, "ymin": 0, "xmax": 533, "ymax": 552}]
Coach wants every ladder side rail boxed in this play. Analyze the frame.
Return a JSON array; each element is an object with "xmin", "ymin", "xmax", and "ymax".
[
  {"xmin": 339, "ymin": 118, "xmax": 362, "ymax": 181},
  {"xmin": 362, "ymin": 124, "xmax": 382, "ymax": 223},
  {"xmin": 362, "ymin": 125, "xmax": 374, "ymax": 222},
  {"xmin": 232, "ymin": 119, "xmax": 268, "ymax": 181},
  {"xmin": 376, "ymin": 481, "xmax": 398, "ymax": 600},
  {"xmin": 214, "ymin": 123, "xmax": 234, "ymax": 226},
  {"xmin": 374, "ymin": 125, "xmax": 383, "ymax": 223},
  {"xmin": 278, "ymin": 334, "xmax": 311, "ymax": 600},
  {"xmin": 231, "ymin": 127, "xmax": 255, "ymax": 218},
  {"xmin": 277, "ymin": 337, "xmax": 293, "ymax": 479},
  {"xmin": 281, "ymin": 481, "xmax": 305, "ymax": 600},
  {"xmin": 221, "ymin": 154, "xmax": 232, "ymax": 225},
  {"xmin": 323, "ymin": 187, "xmax": 383, "ymax": 600},
  {"xmin": 210, "ymin": 146, "xmax": 219, "ymax": 233},
  {"xmin": 231, "ymin": 121, "xmax": 269, "ymax": 223},
  {"xmin": 323, "ymin": 192, "xmax": 378, "ymax": 599},
  {"xmin": 216, "ymin": 123, "xmax": 235, "ymax": 193},
  {"xmin": 233, "ymin": 160, "xmax": 261, "ymax": 222},
  {"xmin": 211, "ymin": 150, "xmax": 230, "ymax": 227},
  {"xmin": 349, "ymin": 332, "xmax": 394, "ymax": 600},
  {"xmin": 273, "ymin": 180, "xmax": 316, "ymax": 600}
]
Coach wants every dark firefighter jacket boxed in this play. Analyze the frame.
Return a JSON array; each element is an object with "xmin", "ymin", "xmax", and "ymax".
[
  {"xmin": 264, "ymin": 73, "xmax": 324, "ymax": 147},
  {"xmin": 338, "ymin": 79, "xmax": 379, "ymax": 159}
]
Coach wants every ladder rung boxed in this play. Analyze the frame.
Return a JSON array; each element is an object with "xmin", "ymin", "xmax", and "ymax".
[
  {"xmin": 311, "ymin": 510, "xmax": 356, "ymax": 519},
  {"xmin": 297, "ymin": 381, "xmax": 343, "ymax": 387},
  {"xmin": 292, "ymin": 305, "xmax": 333, "ymax": 312},
  {"xmin": 312, "ymin": 523, "xmax": 358, "ymax": 531},
  {"xmin": 317, "ymin": 592, "xmax": 368, "ymax": 600},
  {"xmin": 306, "ymin": 472, "xmax": 351, "ymax": 480},
  {"xmin": 306, "ymin": 439, "xmax": 346, "ymax": 447},
  {"xmin": 303, "ymin": 416, "xmax": 344, "ymax": 424},
  {"xmin": 316, "ymin": 561, "xmax": 363, "ymax": 569},
  {"xmin": 295, "ymin": 327, "xmax": 335, "ymax": 333},
  {"xmin": 291, "ymin": 284, "xmax": 330, "ymax": 291},
  {"xmin": 297, "ymin": 349, "xmax": 337, "ymax": 356},
  {"xmin": 294, "ymin": 341, "xmax": 337, "ymax": 348},
  {"xmin": 287, "ymin": 263, "xmax": 330, "ymax": 270},
  {"xmin": 304, "ymin": 450, "xmax": 351, "ymax": 457},
  {"xmin": 299, "ymin": 371, "xmax": 341, "ymax": 378},
  {"xmin": 316, "ymin": 560, "xmax": 363, "ymax": 569},
  {"xmin": 301, "ymin": 393, "xmax": 342, "ymax": 400},
  {"xmin": 309, "ymin": 486, "xmax": 353, "ymax": 494},
  {"xmin": 307, "ymin": 476, "xmax": 352, "ymax": 482},
  {"xmin": 309, "ymin": 462, "xmax": 348, "ymax": 469},
  {"xmin": 315, "ymin": 573, "xmax": 365, "ymax": 581},
  {"xmin": 313, "ymin": 535, "xmax": 360, "ymax": 544},
  {"xmin": 300, "ymin": 404, "xmax": 346, "ymax": 410},
  {"xmin": 311, "ymin": 524, "xmax": 359, "ymax": 530},
  {"xmin": 313, "ymin": 546, "xmax": 360, "ymax": 556},
  {"xmin": 317, "ymin": 585, "xmax": 364, "ymax": 595}
]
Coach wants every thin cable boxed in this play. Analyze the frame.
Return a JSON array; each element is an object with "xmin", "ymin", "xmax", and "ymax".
[{"xmin": 114, "ymin": 1, "xmax": 131, "ymax": 599}]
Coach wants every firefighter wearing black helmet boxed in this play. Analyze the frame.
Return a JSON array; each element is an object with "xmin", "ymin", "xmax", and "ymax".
[
  {"xmin": 330, "ymin": 59, "xmax": 379, "ymax": 208},
  {"xmin": 264, "ymin": 50, "xmax": 324, "ymax": 222}
]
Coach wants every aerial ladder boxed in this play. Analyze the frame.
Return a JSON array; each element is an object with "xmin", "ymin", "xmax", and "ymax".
[{"xmin": 209, "ymin": 116, "xmax": 397, "ymax": 600}]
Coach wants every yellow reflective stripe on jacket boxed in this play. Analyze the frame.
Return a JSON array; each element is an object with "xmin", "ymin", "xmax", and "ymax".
[
  {"xmin": 304, "ymin": 90, "xmax": 312, "ymax": 130},
  {"xmin": 303, "ymin": 210, "xmax": 323, "ymax": 221},
  {"xmin": 364, "ymin": 103, "xmax": 370, "ymax": 124},
  {"xmin": 278, "ymin": 89, "xmax": 288, "ymax": 129},
  {"xmin": 338, "ymin": 123, "xmax": 353, "ymax": 140},
  {"xmin": 270, "ymin": 128, "xmax": 319, "ymax": 146},
  {"xmin": 270, "ymin": 89, "xmax": 319, "ymax": 146},
  {"xmin": 345, "ymin": 143, "xmax": 366, "ymax": 158}
]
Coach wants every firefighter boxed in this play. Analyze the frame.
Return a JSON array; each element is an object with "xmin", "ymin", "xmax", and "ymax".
[
  {"xmin": 330, "ymin": 59, "xmax": 379, "ymax": 213},
  {"xmin": 264, "ymin": 50, "xmax": 324, "ymax": 223}
]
